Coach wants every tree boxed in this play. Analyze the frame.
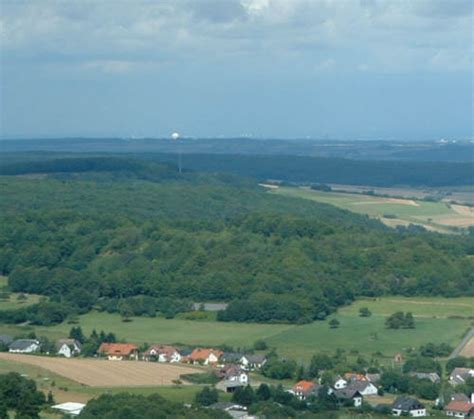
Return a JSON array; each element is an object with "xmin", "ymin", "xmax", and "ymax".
[
  {"xmin": 329, "ymin": 319, "xmax": 340, "ymax": 329},
  {"xmin": 194, "ymin": 386, "xmax": 218, "ymax": 406},
  {"xmin": 359, "ymin": 307, "xmax": 371, "ymax": 317},
  {"xmin": 232, "ymin": 386, "xmax": 256, "ymax": 406},
  {"xmin": 69, "ymin": 326, "xmax": 86, "ymax": 343},
  {"xmin": 0, "ymin": 372, "xmax": 46, "ymax": 418},
  {"xmin": 256, "ymin": 384, "xmax": 271, "ymax": 401},
  {"xmin": 404, "ymin": 312, "xmax": 415, "ymax": 329},
  {"xmin": 308, "ymin": 354, "xmax": 334, "ymax": 378},
  {"xmin": 119, "ymin": 301, "xmax": 133, "ymax": 322},
  {"xmin": 254, "ymin": 339, "xmax": 268, "ymax": 351}
]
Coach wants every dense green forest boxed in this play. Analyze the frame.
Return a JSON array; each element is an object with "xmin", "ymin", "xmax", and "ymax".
[
  {"xmin": 1, "ymin": 151, "xmax": 472, "ymax": 187},
  {"xmin": 0, "ymin": 157, "xmax": 473, "ymax": 325}
]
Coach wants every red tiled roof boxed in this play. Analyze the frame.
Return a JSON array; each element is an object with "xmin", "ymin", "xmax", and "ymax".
[
  {"xmin": 344, "ymin": 373, "xmax": 368, "ymax": 382},
  {"xmin": 98, "ymin": 343, "xmax": 138, "ymax": 356},
  {"xmin": 444, "ymin": 401, "xmax": 474, "ymax": 414},
  {"xmin": 189, "ymin": 348, "xmax": 223, "ymax": 362},
  {"xmin": 144, "ymin": 345, "xmax": 178, "ymax": 357},
  {"xmin": 293, "ymin": 380, "xmax": 315, "ymax": 393}
]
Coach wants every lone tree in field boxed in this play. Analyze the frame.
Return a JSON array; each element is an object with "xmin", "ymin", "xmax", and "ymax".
[
  {"xmin": 329, "ymin": 319, "xmax": 340, "ymax": 329},
  {"xmin": 359, "ymin": 307, "xmax": 372, "ymax": 317},
  {"xmin": 385, "ymin": 312, "xmax": 416, "ymax": 329}
]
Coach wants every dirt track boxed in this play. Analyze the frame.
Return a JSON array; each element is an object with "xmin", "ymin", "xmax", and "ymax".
[{"xmin": 0, "ymin": 353, "xmax": 200, "ymax": 387}]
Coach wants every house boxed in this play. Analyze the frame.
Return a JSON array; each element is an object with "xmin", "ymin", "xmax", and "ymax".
[
  {"xmin": 392, "ymin": 396, "xmax": 426, "ymax": 417},
  {"xmin": 219, "ymin": 365, "xmax": 249, "ymax": 384},
  {"xmin": 444, "ymin": 400, "xmax": 474, "ymax": 418},
  {"xmin": 344, "ymin": 372, "xmax": 368, "ymax": 382},
  {"xmin": 216, "ymin": 379, "xmax": 247, "ymax": 393},
  {"xmin": 0, "ymin": 334, "xmax": 13, "ymax": 347},
  {"xmin": 333, "ymin": 375, "xmax": 348, "ymax": 389},
  {"xmin": 449, "ymin": 368, "xmax": 474, "ymax": 386},
  {"xmin": 366, "ymin": 373, "xmax": 381, "ymax": 383},
  {"xmin": 409, "ymin": 372, "xmax": 441, "ymax": 384},
  {"xmin": 240, "ymin": 354, "xmax": 266, "ymax": 371},
  {"xmin": 143, "ymin": 345, "xmax": 181, "ymax": 363},
  {"xmin": 221, "ymin": 352, "xmax": 244, "ymax": 364},
  {"xmin": 9, "ymin": 339, "xmax": 40, "ymax": 354},
  {"xmin": 187, "ymin": 348, "xmax": 223, "ymax": 365},
  {"xmin": 51, "ymin": 402, "xmax": 85, "ymax": 417},
  {"xmin": 451, "ymin": 394, "xmax": 470, "ymax": 403},
  {"xmin": 346, "ymin": 380, "xmax": 378, "ymax": 396},
  {"xmin": 56, "ymin": 339, "xmax": 81, "ymax": 358},
  {"xmin": 292, "ymin": 380, "xmax": 317, "ymax": 400},
  {"xmin": 98, "ymin": 343, "xmax": 138, "ymax": 360},
  {"xmin": 333, "ymin": 388, "xmax": 363, "ymax": 407}
]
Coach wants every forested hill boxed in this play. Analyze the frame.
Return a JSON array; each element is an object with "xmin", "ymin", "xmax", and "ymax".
[
  {"xmin": 0, "ymin": 157, "xmax": 473, "ymax": 325},
  {"xmin": 145, "ymin": 153, "xmax": 472, "ymax": 187}
]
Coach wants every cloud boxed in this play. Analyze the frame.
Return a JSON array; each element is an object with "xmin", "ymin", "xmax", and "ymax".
[{"xmin": 0, "ymin": 0, "xmax": 471, "ymax": 73}]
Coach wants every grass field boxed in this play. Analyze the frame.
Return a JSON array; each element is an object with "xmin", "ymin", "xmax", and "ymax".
[
  {"xmin": 270, "ymin": 186, "xmax": 474, "ymax": 232},
  {"xmin": 1, "ymin": 297, "xmax": 471, "ymax": 363},
  {"xmin": 0, "ymin": 292, "xmax": 42, "ymax": 310}
]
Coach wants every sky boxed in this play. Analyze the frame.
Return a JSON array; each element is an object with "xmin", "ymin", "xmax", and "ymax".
[{"xmin": 0, "ymin": 0, "xmax": 472, "ymax": 140}]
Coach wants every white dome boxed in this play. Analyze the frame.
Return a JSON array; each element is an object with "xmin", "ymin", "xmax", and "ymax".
[{"xmin": 171, "ymin": 132, "xmax": 180, "ymax": 140}]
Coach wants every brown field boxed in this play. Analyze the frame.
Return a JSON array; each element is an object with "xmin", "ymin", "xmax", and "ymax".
[
  {"xmin": 0, "ymin": 353, "xmax": 200, "ymax": 387},
  {"xmin": 460, "ymin": 337, "xmax": 474, "ymax": 357}
]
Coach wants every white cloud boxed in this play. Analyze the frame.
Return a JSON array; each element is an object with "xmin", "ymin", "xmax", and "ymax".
[{"xmin": 0, "ymin": 0, "xmax": 471, "ymax": 73}]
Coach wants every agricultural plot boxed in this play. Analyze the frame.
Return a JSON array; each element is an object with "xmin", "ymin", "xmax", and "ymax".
[
  {"xmin": 1, "ymin": 297, "xmax": 471, "ymax": 364},
  {"xmin": 460, "ymin": 337, "xmax": 474, "ymax": 357},
  {"xmin": 0, "ymin": 353, "xmax": 200, "ymax": 387},
  {"xmin": 271, "ymin": 186, "xmax": 474, "ymax": 232}
]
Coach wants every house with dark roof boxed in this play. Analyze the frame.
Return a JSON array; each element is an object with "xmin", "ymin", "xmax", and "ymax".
[
  {"xmin": 0, "ymin": 335, "xmax": 13, "ymax": 346},
  {"xmin": 391, "ymin": 396, "xmax": 426, "ymax": 417},
  {"xmin": 409, "ymin": 372, "xmax": 441, "ymax": 384},
  {"xmin": 346, "ymin": 380, "xmax": 378, "ymax": 396},
  {"xmin": 221, "ymin": 352, "xmax": 244, "ymax": 364},
  {"xmin": 240, "ymin": 354, "xmax": 266, "ymax": 370},
  {"xmin": 449, "ymin": 368, "xmax": 474, "ymax": 386},
  {"xmin": 56, "ymin": 339, "xmax": 81, "ymax": 358},
  {"xmin": 333, "ymin": 388, "xmax": 363, "ymax": 407},
  {"xmin": 9, "ymin": 339, "xmax": 40, "ymax": 354},
  {"xmin": 219, "ymin": 365, "xmax": 249, "ymax": 384}
]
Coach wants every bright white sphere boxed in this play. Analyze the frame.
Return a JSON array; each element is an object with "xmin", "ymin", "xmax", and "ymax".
[{"xmin": 171, "ymin": 132, "xmax": 180, "ymax": 140}]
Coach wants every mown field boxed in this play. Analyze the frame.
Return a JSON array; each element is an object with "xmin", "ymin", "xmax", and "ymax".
[
  {"xmin": 1, "ymin": 297, "xmax": 472, "ymax": 363},
  {"xmin": 271, "ymin": 186, "xmax": 474, "ymax": 232}
]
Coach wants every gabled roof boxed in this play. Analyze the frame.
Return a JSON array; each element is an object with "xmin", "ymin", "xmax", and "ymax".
[
  {"xmin": 444, "ymin": 401, "xmax": 474, "ymax": 414},
  {"xmin": 189, "ymin": 348, "xmax": 223, "ymax": 361},
  {"xmin": 98, "ymin": 343, "xmax": 138, "ymax": 356},
  {"xmin": 208, "ymin": 402, "xmax": 246, "ymax": 411},
  {"xmin": 365, "ymin": 373, "xmax": 381, "ymax": 383},
  {"xmin": 144, "ymin": 344, "xmax": 179, "ymax": 357},
  {"xmin": 392, "ymin": 396, "xmax": 425, "ymax": 411},
  {"xmin": 56, "ymin": 339, "xmax": 81, "ymax": 350},
  {"xmin": 9, "ymin": 339, "xmax": 39, "ymax": 350},
  {"xmin": 334, "ymin": 388, "xmax": 362, "ymax": 400},
  {"xmin": 241, "ymin": 354, "xmax": 266, "ymax": 363},
  {"xmin": 0, "ymin": 335, "xmax": 13, "ymax": 345},
  {"xmin": 221, "ymin": 352, "xmax": 243, "ymax": 363},
  {"xmin": 346, "ymin": 381, "xmax": 376, "ymax": 393},
  {"xmin": 449, "ymin": 368, "xmax": 474, "ymax": 384},
  {"xmin": 293, "ymin": 380, "xmax": 315, "ymax": 394},
  {"xmin": 409, "ymin": 371, "xmax": 440, "ymax": 383},
  {"xmin": 344, "ymin": 372, "xmax": 368, "ymax": 382},
  {"xmin": 451, "ymin": 393, "xmax": 470, "ymax": 402}
]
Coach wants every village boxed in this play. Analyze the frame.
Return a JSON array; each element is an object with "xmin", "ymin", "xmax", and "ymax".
[{"xmin": 1, "ymin": 333, "xmax": 473, "ymax": 418}]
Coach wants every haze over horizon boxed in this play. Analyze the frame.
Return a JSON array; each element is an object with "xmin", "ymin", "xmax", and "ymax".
[{"xmin": 1, "ymin": 0, "xmax": 472, "ymax": 140}]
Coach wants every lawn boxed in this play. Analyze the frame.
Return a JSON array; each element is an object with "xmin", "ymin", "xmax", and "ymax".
[
  {"xmin": 1, "ymin": 296, "xmax": 471, "ymax": 364},
  {"xmin": 0, "ymin": 292, "xmax": 42, "ymax": 310},
  {"xmin": 271, "ymin": 186, "xmax": 472, "ymax": 231}
]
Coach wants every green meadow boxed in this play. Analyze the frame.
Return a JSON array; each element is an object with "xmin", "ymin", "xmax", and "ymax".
[
  {"xmin": 1, "ymin": 296, "xmax": 472, "ymax": 363},
  {"xmin": 0, "ymin": 293, "xmax": 42, "ymax": 310},
  {"xmin": 271, "ymin": 186, "xmax": 466, "ymax": 231}
]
